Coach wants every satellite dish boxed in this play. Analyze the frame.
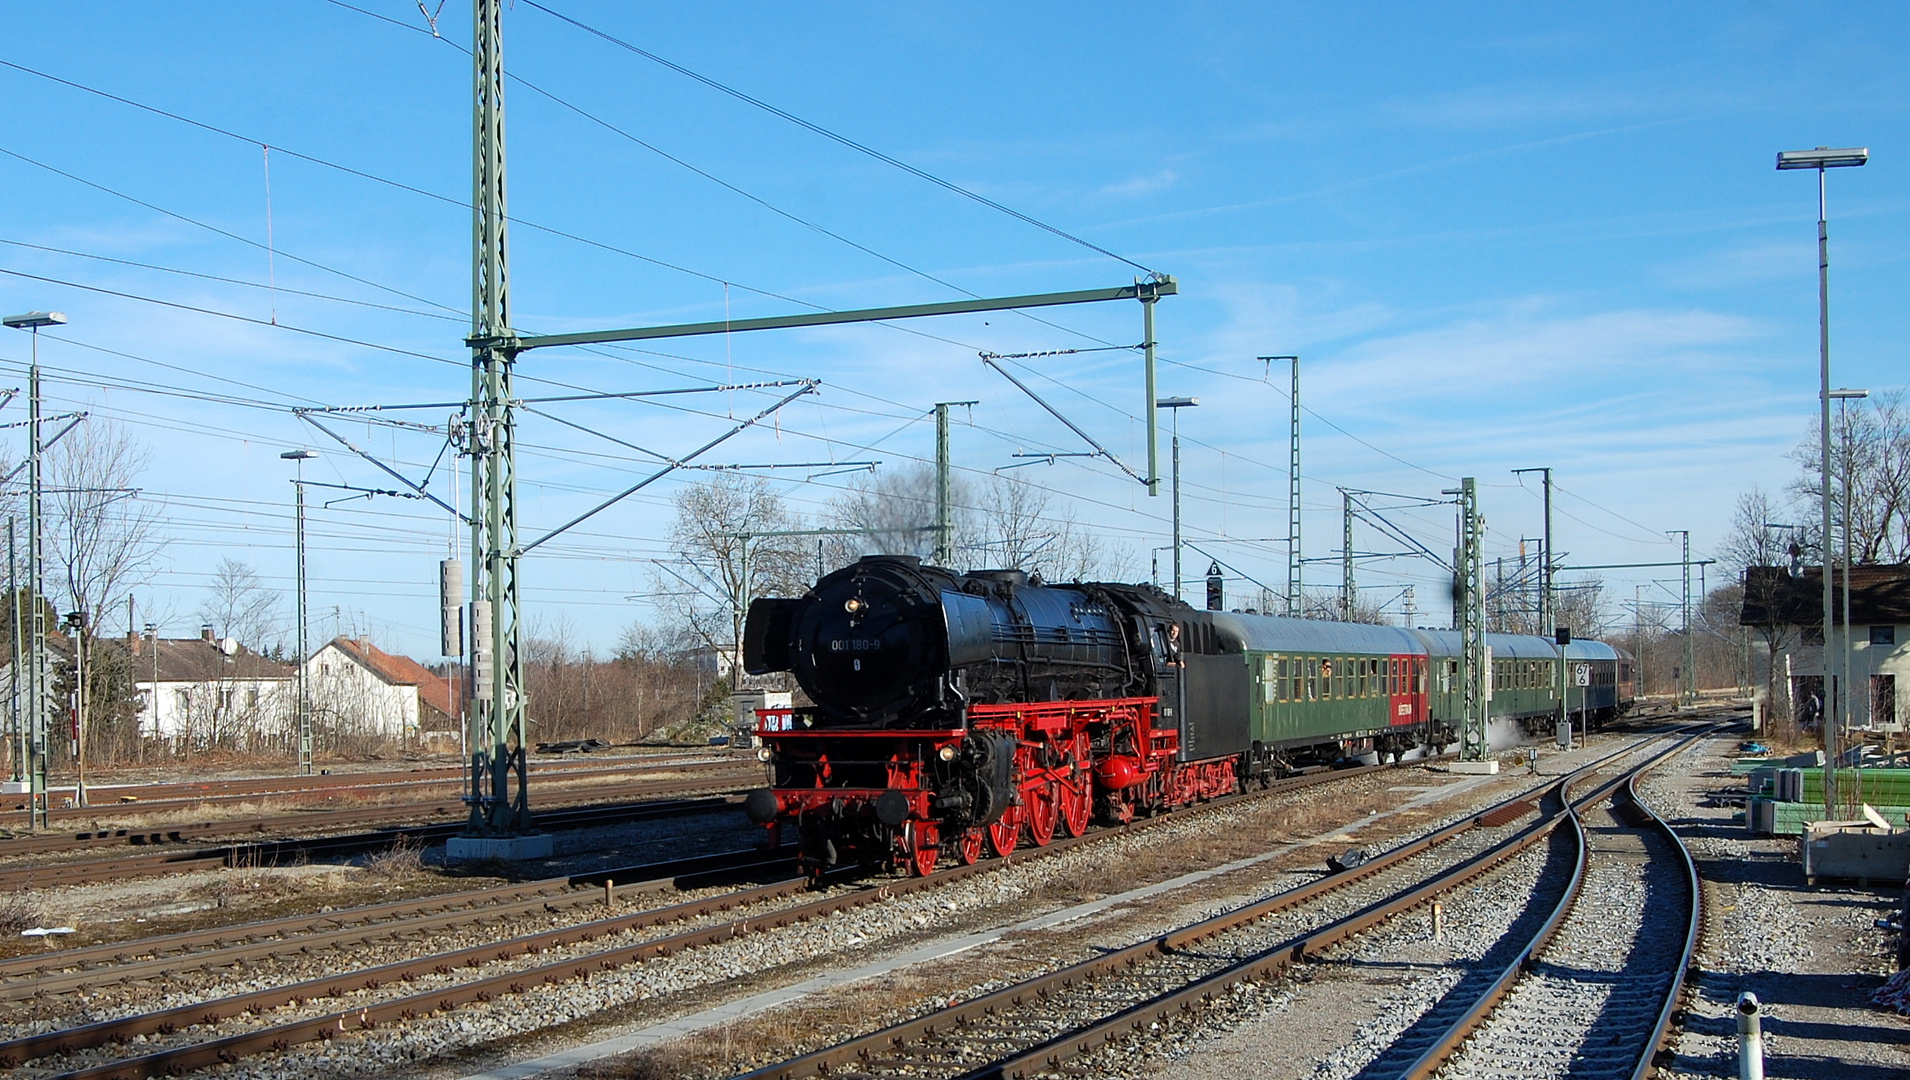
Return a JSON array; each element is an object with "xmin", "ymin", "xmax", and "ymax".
[{"xmin": 219, "ymin": 637, "xmax": 239, "ymax": 657}]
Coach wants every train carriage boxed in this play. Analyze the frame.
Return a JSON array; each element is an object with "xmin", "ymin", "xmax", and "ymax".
[{"xmin": 742, "ymin": 555, "xmax": 1632, "ymax": 877}]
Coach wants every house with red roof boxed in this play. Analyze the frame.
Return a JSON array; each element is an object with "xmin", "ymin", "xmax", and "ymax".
[{"xmin": 304, "ymin": 636, "xmax": 462, "ymax": 747}]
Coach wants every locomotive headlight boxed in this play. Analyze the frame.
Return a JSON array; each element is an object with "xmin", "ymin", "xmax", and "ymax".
[
  {"xmin": 844, "ymin": 597, "xmax": 863, "ymax": 613},
  {"xmin": 757, "ymin": 746, "xmax": 774, "ymax": 762},
  {"xmin": 938, "ymin": 744, "xmax": 957, "ymax": 762}
]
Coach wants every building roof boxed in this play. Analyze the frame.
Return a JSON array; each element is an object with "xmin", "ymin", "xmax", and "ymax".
[
  {"xmin": 320, "ymin": 637, "xmax": 461, "ymax": 719},
  {"xmin": 108, "ymin": 633, "xmax": 294, "ymax": 683},
  {"xmin": 1739, "ymin": 563, "xmax": 1910, "ymax": 627}
]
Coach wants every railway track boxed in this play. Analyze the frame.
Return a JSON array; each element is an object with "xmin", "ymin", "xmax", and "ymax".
[
  {"xmin": 0, "ymin": 754, "xmax": 742, "ymax": 828},
  {"xmin": 0, "ymin": 764, "xmax": 757, "ymax": 859},
  {"xmin": 1379, "ymin": 738, "xmax": 1702, "ymax": 1080},
  {"xmin": 0, "ymin": 845, "xmax": 787, "ymax": 1001},
  {"xmin": 2, "ymin": 759, "xmax": 1388, "ymax": 1080},
  {"xmin": 0, "ymin": 791, "xmax": 741, "ymax": 890},
  {"xmin": 731, "ymin": 727, "xmax": 1705, "ymax": 1080}
]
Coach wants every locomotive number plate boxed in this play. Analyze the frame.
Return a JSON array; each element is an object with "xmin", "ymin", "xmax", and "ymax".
[{"xmin": 829, "ymin": 639, "xmax": 883, "ymax": 652}]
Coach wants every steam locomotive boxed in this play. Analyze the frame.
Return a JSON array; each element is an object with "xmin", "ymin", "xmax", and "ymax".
[{"xmin": 741, "ymin": 555, "xmax": 1633, "ymax": 877}]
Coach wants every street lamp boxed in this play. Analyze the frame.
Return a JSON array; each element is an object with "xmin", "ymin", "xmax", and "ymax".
[
  {"xmin": 1830, "ymin": 388, "xmax": 1869, "ymax": 747},
  {"xmin": 1158, "ymin": 397, "xmax": 1198, "ymax": 601},
  {"xmin": 3, "ymin": 310, "xmax": 64, "ymax": 831},
  {"xmin": 280, "ymin": 448, "xmax": 318, "ymax": 775},
  {"xmin": 1778, "ymin": 144, "xmax": 1867, "ymax": 813}
]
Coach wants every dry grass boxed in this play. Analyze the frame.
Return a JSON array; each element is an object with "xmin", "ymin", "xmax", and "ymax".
[
  {"xmin": 595, "ymin": 968, "xmax": 968, "ymax": 1079},
  {"xmin": 579, "ymin": 1046, "xmax": 696, "ymax": 1080},
  {"xmin": 360, "ymin": 836, "xmax": 427, "ymax": 880},
  {"xmin": 0, "ymin": 892, "xmax": 48, "ymax": 934}
]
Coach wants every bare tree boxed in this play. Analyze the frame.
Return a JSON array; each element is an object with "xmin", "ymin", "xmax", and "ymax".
[
  {"xmin": 42, "ymin": 420, "xmax": 161, "ymax": 764},
  {"xmin": 45, "ymin": 419, "xmax": 161, "ymax": 625},
  {"xmin": 661, "ymin": 474, "xmax": 809, "ymax": 679},
  {"xmin": 1719, "ymin": 487, "xmax": 1797, "ymax": 725},
  {"xmin": 1553, "ymin": 575, "xmax": 1608, "ymax": 639},
  {"xmin": 195, "ymin": 558, "xmax": 283, "ymax": 654},
  {"xmin": 1787, "ymin": 389, "xmax": 1910, "ymax": 564},
  {"xmin": 970, "ymin": 475, "xmax": 1119, "ymax": 582}
]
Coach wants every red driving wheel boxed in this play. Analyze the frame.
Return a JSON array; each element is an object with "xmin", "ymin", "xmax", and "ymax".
[
  {"xmin": 958, "ymin": 827, "xmax": 985, "ymax": 866},
  {"xmin": 908, "ymin": 822, "xmax": 940, "ymax": 877},
  {"xmin": 1060, "ymin": 770, "xmax": 1091, "ymax": 838},
  {"xmin": 1026, "ymin": 782, "xmax": 1058, "ymax": 847},
  {"xmin": 988, "ymin": 805, "xmax": 1020, "ymax": 857}
]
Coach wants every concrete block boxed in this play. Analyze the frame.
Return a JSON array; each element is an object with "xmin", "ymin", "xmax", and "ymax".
[
  {"xmin": 0, "ymin": 780, "xmax": 30, "ymax": 794},
  {"xmin": 1801, "ymin": 821, "xmax": 1910, "ymax": 885},
  {"xmin": 445, "ymin": 833, "xmax": 555, "ymax": 863},
  {"xmin": 1450, "ymin": 760, "xmax": 1500, "ymax": 775}
]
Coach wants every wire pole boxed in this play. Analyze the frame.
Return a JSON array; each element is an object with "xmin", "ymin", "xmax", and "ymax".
[
  {"xmin": 1666, "ymin": 530, "xmax": 1693, "ymax": 706},
  {"xmin": 6, "ymin": 519, "xmax": 17, "ymax": 787},
  {"xmin": 1281, "ymin": 357, "xmax": 1302, "ymax": 616},
  {"xmin": 932, "ymin": 401, "xmax": 974, "ymax": 566},
  {"xmin": 462, "ymin": 0, "xmax": 533, "ymax": 840},
  {"xmin": 1446, "ymin": 478, "xmax": 1486, "ymax": 762},
  {"xmin": 1143, "ymin": 291, "xmax": 1159, "ymax": 497},
  {"xmin": 1635, "ymin": 584, "xmax": 1646, "ymax": 697},
  {"xmin": 1342, "ymin": 489, "xmax": 1356, "ymax": 619}
]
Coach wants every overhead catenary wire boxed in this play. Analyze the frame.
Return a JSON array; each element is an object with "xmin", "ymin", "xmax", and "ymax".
[{"xmin": 518, "ymin": 0, "xmax": 1162, "ymax": 278}]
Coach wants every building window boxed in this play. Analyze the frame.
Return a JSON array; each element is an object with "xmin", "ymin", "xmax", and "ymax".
[{"xmin": 1871, "ymin": 625, "xmax": 1896, "ymax": 647}]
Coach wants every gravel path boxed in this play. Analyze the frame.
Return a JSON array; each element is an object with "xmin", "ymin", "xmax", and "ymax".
[{"xmin": 1648, "ymin": 732, "xmax": 1910, "ymax": 1079}]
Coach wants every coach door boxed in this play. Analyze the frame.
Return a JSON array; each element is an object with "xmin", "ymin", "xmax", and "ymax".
[{"xmin": 1386, "ymin": 654, "xmax": 1417, "ymax": 727}]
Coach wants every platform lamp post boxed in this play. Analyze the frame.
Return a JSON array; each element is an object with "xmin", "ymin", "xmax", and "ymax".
[
  {"xmin": 1779, "ymin": 144, "xmax": 1867, "ymax": 814},
  {"xmin": 1158, "ymin": 397, "xmax": 1197, "ymax": 602},
  {"xmin": 4, "ymin": 309, "xmax": 64, "ymax": 831},
  {"xmin": 281, "ymin": 448, "xmax": 317, "ymax": 775}
]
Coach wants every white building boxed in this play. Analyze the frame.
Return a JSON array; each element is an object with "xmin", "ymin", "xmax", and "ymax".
[
  {"xmin": 1741, "ymin": 564, "xmax": 1910, "ymax": 730},
  {"xmin": 125, "ymin": 627, "xmax": 295, "ymax": 748},
  {"xmin": 304, "ymin": 637, "xmax": 461, "ymax": 745}
]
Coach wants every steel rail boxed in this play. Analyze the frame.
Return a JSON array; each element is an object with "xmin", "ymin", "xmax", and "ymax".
[
  {"xmin": 1, "ymin": 756, "xmax": 752, "ymax": 833},
  {"xmin": 0, "ymin": 754, "xmax": 738, "ymax": 824},
  {"xmin": 17, "ymin": 761, "xmax": 1384, "ymax": 1079},
  {"xmin": 0, "ymin": 846, "xmax": 791, "ymax": 1001},
  {"xmin": 1392, "ymin": 733, "xmax": 1707, "ymax": 1080},
  {"xmin": 737, "ymin": 730, "xmax": 1702, "ymax": 1080},
  {"xmin": 0, "ymin": 791, "xmax": 742, "ymax": 889},
  {"xmin": 1391, "ymin": 764, "xmax": 1598, "ymax": 1078},
  {"xmin": 965, "ymin": 734, "xmax": 1704, "ymax": 1080},
  {"xmin": 1625, "ymin": 764, "xmax": 1704, "ymax": 1080}
]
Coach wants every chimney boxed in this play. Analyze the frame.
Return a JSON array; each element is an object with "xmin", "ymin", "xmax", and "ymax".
[
  {"xmin": 201, "ymin": 624, "xmax": 215, "ymax": 642},
  {"xmin": 129, "ymin": 632, "xmax": 142, "ymax": 657}
]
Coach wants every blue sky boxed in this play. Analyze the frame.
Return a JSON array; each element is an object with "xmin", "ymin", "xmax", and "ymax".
[{"xmin": 0, "ymin": 2, "xmax": 1903, "ymax": 657}]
